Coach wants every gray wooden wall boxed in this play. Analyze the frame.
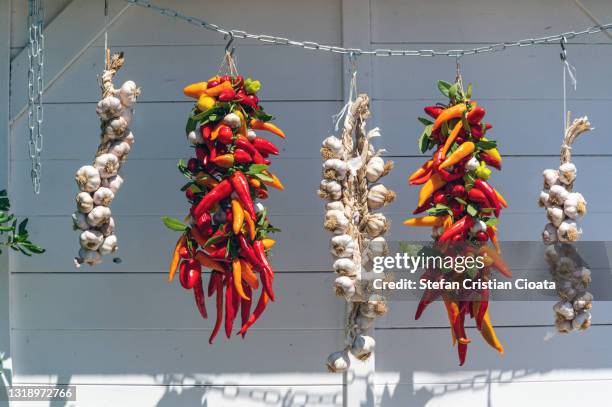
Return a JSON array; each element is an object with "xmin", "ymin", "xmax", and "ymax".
[{"xmin": 4, "ymin": 0, "xmax": 612, "ymax": 406}]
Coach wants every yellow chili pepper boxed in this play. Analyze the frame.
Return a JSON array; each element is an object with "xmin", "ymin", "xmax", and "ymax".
[
  {"xmin": 231, "ymin": 199, "xmax": 245, "ymax": 235},
  {"xmin": 250, "ymin": 119, "xmax": 286, "ymax": 138},
  {"xmin": 232, "ymin": 258, "xmax": 250, "ymax": 301},
  {"xmin": 262, "ymin": 238, "xmax": 276, "ymax": 249},
  {"xmin": 262, "ymin": 171, "xmax": 284, "ymax": 190},
  {"xmin": 204, "ymin": 80, "xmax": 233, "ymax": 97},
  {"xmin": 212, "ymin": 154, "xmax": 234, "ymax": 168},
  {"xmin": 443, "ymin": 296, "xmax": 459, "ymax": 346},
  {"xmin": 243, "ymin": 211, "xmax": 256, "ymax": 241},
  {"xmin": 239, "ymin": 259, "xmax": 259, "ymax": 290},
  {"xmin": 418, "ymin": 173, "xmax": 446, "ymax": 207},
  {"xmin": 197, "ymin": 95, "xmax": 216, "ymax": 112},
  {"xmin": 479, "ymin": 308, "xmax": 504, "ymax": 354},
  {"xmin": 168, "ymin": 234, "xmax": 187, "ymax": 282},
  {"xmin": 403, "ymin": 215, "xmax": 448, "ymax": 227},
  {"xmin": 235, "ymin": 108, "xmax": 248, "ymax": 138},
  {"xmin": 432, "ymin": 102, "xmax": 473, "ymax": 132},
  {"xmin": 441, "ymin": 121, "xmax": 463, "ymax": 156},
  {"xmin": 183, "ymin": 81, "xmax": 208, "ymax": 99},
  {"xmin": 438, "ymin": 141, "xmax": 475, "ymax": 170}
]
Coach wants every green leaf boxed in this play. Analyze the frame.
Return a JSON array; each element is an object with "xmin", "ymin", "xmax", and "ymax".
[
  {"xmin": 0, "ymin": 226, "xmax": 14, "ymax": 232},
  {"xmin": 437, "ymin": 80, "xmax": 452, "ymax": 97},
  {"xmin": 485, "ymin": 218, "xmax": 498, "ymax": 227},
  {"xmin": 466, "ymin": 204, "xmax": 478, "ymax": 217},
  {"xmin": 161, "ymin": 216, "xmax": 188, "ymax": 232},
  {"xmin": 463, "ymin": 173, "xmax": 475, "ymax": 190},
  {"xmin": 254, "ymin": 172, "xmax": 274, "ymax": 182},
  {"xmin": 418, "ymin": 124, "xmax": 433, "ymax": 154},
  {"xmin": 417, "ymin": 117, "xmax": 433, "ymax": 126},
  {"xmin": 426, "ymin": 204, "xmax": 452, "ymax": 216},
  {"xmin": 247, "ymin": 164, "xmax": 269, "ymax": 174},
  {"xmin": 185, "ymin": 117, "xmax": 197, "ymax": 134},
  {"xmin": 18, "ymin": 219, "xmax": 28, "ymax": 235},
  {"xmin": 466, "ymin": 83, "xmax": 473, "ymax": 99},
  {"xmin": 448, "ymin": 83, "xmax": 458, "ymax": 101},
  {"xmin": 476, "ymin": 140, "xmax": 497, "ymax": 151},
  {"xmin": 454, "ymin": 197, "xmax": 467, "ymax": 205},
  {"xmin": 254, "ymin": 109, "xmax": 274, "ymax": 122},
  {"xmin": 204, "ymin": 234, "xmax": 224, "ymax": 248}
]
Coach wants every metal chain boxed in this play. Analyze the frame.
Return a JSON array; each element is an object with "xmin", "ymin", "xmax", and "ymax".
[
  {"xmin": 27, "ymin": 0, "xmax": 44, "ymax": 194},
  {"xmin": 125, "ymin": 0, "xmax": 612, "ymax": 57}
]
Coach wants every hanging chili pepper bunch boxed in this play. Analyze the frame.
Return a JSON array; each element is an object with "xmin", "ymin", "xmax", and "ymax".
[
  {"xmin": 405, "ymin": 80, "xmax": 510, "ymax": 365},
  {"xmin": 539, "ymin": 115, "xmax": 592, "ymax": 332},
  {"xmin": 164, "ymin": 71, "xmax": 285, "ymax": 343},
  {"xmin": 319, "ymin": 94, "xmax": 394, "ymax": 373},
  {"xmin": 73, "ymin": 51, "xmax": 140, "ymax": 266}
]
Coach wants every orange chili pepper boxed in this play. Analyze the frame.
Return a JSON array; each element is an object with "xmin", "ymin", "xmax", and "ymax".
[
  {"xmin": 418, "ymin": 173, "xmax": 446, "ymax": 207},
  {"xmin": 239, "ymin": 259, "xmax": 259, "ymax": 289},
  {"xmin": 210, "ymin": 122, "xmax": 224, "ymax": 141},
  {"xmin": 479, "ymin": 245, "xmax": 511, "ymax": 278},
  {"xmin": 262, "ymin": 238, "xmax": 276, "ymax": 249},
  {"xmin": 403, "ymin": 215, "xmax": 448, "ymax": 227},
  {"xmin": 194, "ymin": 251, "xmax": 225, "ymax": 273},
  {"xmin": 432, "ymin": 102, "xmax": 473, "ymax": 132},
  {"xmin": 408, "ymin": 159, "xmax": 433, "ymax": 183},
  {"xmin": 195, "ymin": 171, "xmax": 219, "ymax": 189},
  {"xmin": 262, "ymin": 171, "xmax": 284, "ymax": 190},
  {"xmin": 212, "ymin": 154, "xmax": 235, "ymax": 168},
  {"xmin": 204, "ymin": 80, "xmax": 233, "ymax": 97},
  {"xmin": 232, "ymin": 258, "xmax": 250, "ymax": 301},
  {"xmin": 443, "ymin": 296, "xmax": 459, "ymax": 346},
  {"xmin": 441, "ymin": 121, "xmax": 463, "ymax": 156},
  {"xmin": 494, "ymin": 189, "xmax": 508, "ymax": 208},
  {"xmin": 478, "ymin": 307, "xmax": 504, "ymax": 354},
  {"xmin": 248, "ymin": 177, "xmax": 261, "ymax": 188},
  {"xmin": 243, "ymin": 211, "xmax": 256, "ymax": 241},
  {"xmin": 438, "ymin": 142, "xmax": 475, "ymax": 170},
  {"xmin": 183, "ymin": 82, "xmax": 208, "ymax": 99},
  {"xmin": 168, "ymin": 234, "xmax": 187, "ymax": 282},
  {"xmin": 250, "ymin": 119, "xmax": 286, "ymax": 138},
  {"xmin": 231, "ymin": 199, "xmax": 245, "ymax": 235}
]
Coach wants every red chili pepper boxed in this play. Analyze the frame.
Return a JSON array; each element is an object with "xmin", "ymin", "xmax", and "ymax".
[
  {"xmin": 415, "ymin": 287, "xmax": 442, "ymax": 320},
  {"xmin": 234, "ymin": 148, "xmax": 253, "ymax": 164},
  {"xmin": 480, "ymin": 152, "xmax": 501, "ymax": 170},
  {"xmin": 238, "ymin": 290, "xmax": 269, "ymax": 336},
  {"xmin": 206, "ymin": 246, "xmax": 227, "ymax": 259},
  {"xmin": 193, "ymin": 179, "xmax": 233, "ymax": 218},
  {"xmin": 240, "ymin": 284, "xmax": 252, "ymax": 338},
  {"xmin": 230, "ymin": 171, "xmax": 256, "ymax": 220},
  {"xmin": 439, "ymin": 216, "xmax": 474, "ymax": 242},
  {"xmin": 437, "ymin": 166, "xmax": 465, "ymax": 182},
  {"xmin": 206, "ymin": 140, "xmax": 217, "ymax": 161},
  {"xmin": 225, "ymin": 273, "xmax": 236, "ymax": 338},
  {"xmin": 467, "ymin": 106, "xmax": 485, "ymax": 124},
  {"xmin": 253, "ymin": 240, "xmax": 276, "ymax": 301},
  {"xmin": 208, "ymin": 276, "xmax": 224, "ymax": 344},
  {"xmin": 473, "ymin": 179, "xmax": 501, "ymax": 216},
  {"xmin": 424, "ymin": 106, "xmax": 444, "ymax": 118},
  {"xmin": 252, "ymin": 137, "xmax": 279, "ymax": 155},
  {"xmin": 179, "ymin": 259, "xmax": 201, "ymax": 290},
  {"xmin": 412, "ymin": 196, "xmax": 433, "ymax": 215},
  {"xmin": 201, "ymin": 124, "xmax": 212, "ymax": 140},
  {"xmin": 196, "ymin": 212, "xmax": 212, "ymax": 230},
  {"xmin": 470, "ymin": 125, "xmax": 483, "ymax": 139},
  {"xmin": 208, "ymin": 271, "xmax": 221, "ymax": 297},
  {"xmin": 476, "ymin": 289, "xmax": 489, "ymax": 330},
  {"xmin": 238, "ymin": 234, "xmax": 263, "ymax": 268},
  {"xmin": 453, "ymin": 302, "xmax": 471, "ymax": 346},
  {"xmin": 193, "ymin": 276, "xmax": 208, "ymax": 319},
  {"xmin": 458, "ymin": 342, "xmax": 468, "ymax": 366},
  {"xmin": 216, "ymin": 125, "xmax": 234, "ymax": 144},
  {"xmin": 467, "ymin": 187, "xmax": 491, "ymax": 207},
  {"xmin": 234, "ymin": 136, "xmax": 258, "ymax": 157}
]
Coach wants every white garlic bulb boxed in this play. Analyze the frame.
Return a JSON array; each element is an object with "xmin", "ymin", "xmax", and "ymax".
[
  {"xmin": 542, "ymin": 223, "xmax": 558, "ymax": 244},
  {"xmin": 546, "ymin": 206, "xmax": 565, "ymax": 227},
  {"xmin": 573, "ymin": 292, "xmax": 593, "ymax": 310},
  {"xmin": 72, "ymin": 211, "xmax": 89, "ymax": 230},
  {"xmin": 323, "ymin": 158, "xmax": 348, "ymax": 180},
  {"xmin": 564, "ymin": 192, "xmax": 587, "ymax": 219},
  {"xmin": 572, "ymin": 311, "xmax": 591, "ymax": 331},
  {"xmin": 99, "ymin": 217, "xmax": 115, "ymax": 237},
  {"xmin": 324, "ymin": 209, "xmax": 349, "ymax": 234},
  {"xmin": 558, "ymin": 162, "xmax": 577, "ymax": 185},
  {"xmin": 367, "ymin": 236, "xmax": 388, "ymax": 257},
  {"xmin": 558, "ymin": 220, "xmax": 581, "ymax": 242},
  {"xmin": 330, "ymin": 234, "xmax": 356, "ymax": 258},
  {"xmin": 80, "ymin": 229, "xmax": 104, "ymax": 250},
  {"xmin": 107, "ymin": 116, "xmax": 129, "ymax": 137},
  {"xmin": 87, "ymin": 205, "xmax": 112, "ymax": 227},
  {"xmin": 553, "ymin": 301, "xmax": 575, "ymax": 320},
  {"xmin": 334, "ymin": 276, "xmax": 356, "ymax": 298},
  {"xmin": 548, "ymin": 184, "xmax": 569, "ymax": 206},
  {"xmin": 93, "ymin": 187, "xmax": 115, "ymax": 206},
  {"xmin": 333, "ymin": 258, "xmax": 357, "ymax": 277},
  {"xmin": 96, "ymin": 96, "xmax": 123, "ymax": 120},
  {"xmin": 543, "ymin": 169, "xmax": 559, "ymax": 188},
  {"xmin": 99, "ymin": 234, "xmax": 118, "ymax": 255},
  {"xmin": 75, "ymin": 165, "xmax": 101, "ymax": 192},
  {"xmin": 365, "ymin": 213, "xmax": 388, "ymax": 238},
  {"xmin": 544, "ymin": 244, "xmax": 560, "ymax": 266},
  {"xmin": 246, "ymin": 129, "xmax": 257, "ymax": 142},
  {"xmin": 367, "ymin": 184, "xmax": 395, "ymax": 209},
  {"xmin": 187, "ymin": 130, "xmax": 204, "ymax": 145},
  {"xmin": 321, "ymin": 136, "xmax": 343, "ymax": 159},
  {"xmin": 108, "ymin": 140, "xmax": 131, "ymax": 159},
  {"xmin": 555, "ymin": 319, "xmax": 573, "ymax": 333},
  {"xmin": 326, "ymin": 351, "xmax": 350, "ymax": 373},
  {"xmin": 350, "ymin": 335, "xmax": 375, "ymax": 360},
  {"xmin": 538, "ymin": 190, "xmax": 550, "ymax": 208},
  {"xmin": 465, "ymin": 156, "xmax": 480, "ymax": 171},
  {"xmin": 101, "ymin": 175, "xmax": 124, "ymax": 194},
  {"xmin": 94, "ymin": 153, "xmax": 120, "ymax": 179},
  {"xmin": 222, "ymin": 113, "xmax": 241, "ymax": 128},
  {"xmin": 318, "ymin": 179, "xmax": 342, "ymax": 200},
  {"xmin": 123, "ymin": 130, "xmax": 135, "ymax": 145},
  {"xmin": 76, "ymin": 192, "xmax": 94, "ymax": 214},
  {"xmin": 326, "ymin": 201, "xmax": 344, "ymax": 212},
  {"xmin": 366, "ymin": 156, "xmax": 389, "ymax": 183},
  {"xmin": 76, "ymin": 248, "xmax": 102, "ymax": 267},
  {"xmin": 118, "ymin": 80, "xmax": 139, "ymax": 107}
]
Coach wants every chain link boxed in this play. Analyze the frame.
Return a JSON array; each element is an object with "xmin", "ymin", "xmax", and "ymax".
[
  {"xmin": 125, "ymin": 0, "xmax": 612, "ymax": 58},
  {"xmin": 27, "ymin": 0, "xmax": 44, "ymax": 194}
]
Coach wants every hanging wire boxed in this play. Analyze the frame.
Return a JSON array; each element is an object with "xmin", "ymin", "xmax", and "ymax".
[
  {"xmin": 560, "ymin": 36, "xmax": 577, "ymax": 131},
  {"xmin": 27, "ymin": 0, "xmax": 44, "ymax": 194},
  {"xmin": 104, "ymin": 0, "xmax": 109, "ymax": 67},
  {"xmin": 332, "ymin": 52, "xmax": 358, "ymax": 131},
  {"xmin": 124, "ymin": 0, "xmax": 612, "ymax": 58}
]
